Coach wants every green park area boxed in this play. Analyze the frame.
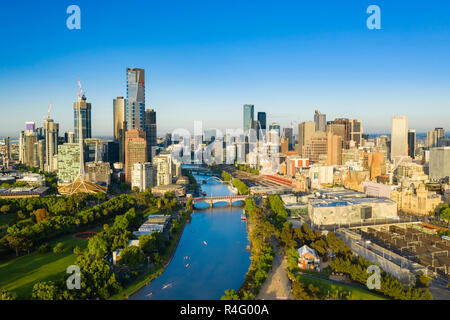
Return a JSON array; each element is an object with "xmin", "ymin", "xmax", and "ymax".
[
  {"xmin": 0, "ymin": 230, "xmax": 95, "ymax": 299},
  {"xmin": 298, "ymin": 273, "xmax": 388, "ymax": 300}
]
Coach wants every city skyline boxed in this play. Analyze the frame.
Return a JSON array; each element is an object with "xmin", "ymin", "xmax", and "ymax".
[{"xmin": 1, "ymin": 1, "xmax": 450, "ymax": 137}]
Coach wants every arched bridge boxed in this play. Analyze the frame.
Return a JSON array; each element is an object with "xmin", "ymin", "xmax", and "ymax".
[
  {"xmin": 192, "ymin": 195, "xmax": 248, "ymax": 208},
  {"xmin": 204, "ymin": 176, "xmax": 223, "ymax": 183}
]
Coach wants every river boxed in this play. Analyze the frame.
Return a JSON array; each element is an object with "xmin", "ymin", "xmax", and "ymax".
[{"xmin": 130, "ymin": 166, "xmax": 251, "ymax": 300}]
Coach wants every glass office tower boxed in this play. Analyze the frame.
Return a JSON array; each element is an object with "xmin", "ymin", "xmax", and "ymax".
[
  {"xmin": 126, "ymin": 68, "xmax": 146, "ymax": 131},
  {"xmin": 145, "ymin": 109, "xmax": 157, "ymax": 162},
  {"xmin": 257, "ymin": 111, "xmax": 266, "ymax": 140},
  {"xmin": 243, "ymin": 104, "xmax": 254, "ymax": 133},
  {"xmin": 74, "ymin": 94, "xmax": 92, "ymax": 143}
]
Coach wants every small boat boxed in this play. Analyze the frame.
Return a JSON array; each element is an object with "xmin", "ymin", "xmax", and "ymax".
[
  {"xmin": 185, "ymin": 263, "xmax": 190, "ymax": 268},
  {"xmin": 146, "ymin": 292, "xmax": 153, "ymax": 297},
  {"xmin": 241, "ymin": 214, "xmax": 247, "ymax": 221},
  {"xmin": 203, "ymin": 240, "xmax": 207, "ymax": 246},
  {"xmin": 202, "ymin": 191, "xmax": 207, "ymax": 196},
  {"xmin": 162, "ymin": 283, "xmax": 173, "ymax": 289}
]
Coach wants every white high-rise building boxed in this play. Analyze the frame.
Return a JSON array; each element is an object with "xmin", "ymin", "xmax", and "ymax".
[
  {"xmin": 153, "ymin": 154, "xmax": 173, "ymax": 186},
  {"xmin": 131, "ymin": 162, "xmax": 156, "ymax": 192},
  {"xmin": 390, "ymin": 116, "xmax": 408, "ymax": 161}
]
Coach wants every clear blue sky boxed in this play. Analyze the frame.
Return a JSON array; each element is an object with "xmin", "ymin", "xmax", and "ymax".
[{"xmin": 1, "ymin": 0, "xmax": 450, "ymax": 137}]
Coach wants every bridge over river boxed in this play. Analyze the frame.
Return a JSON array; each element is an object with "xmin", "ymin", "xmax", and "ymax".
[{"xmin": 181, "ymin": 195, "xmax": 248, "ymax": 207}]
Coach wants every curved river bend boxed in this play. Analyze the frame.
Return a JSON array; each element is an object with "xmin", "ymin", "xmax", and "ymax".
[{"xmin": 131, "ymin": 166, "xmax": 250, "ymax": 300}]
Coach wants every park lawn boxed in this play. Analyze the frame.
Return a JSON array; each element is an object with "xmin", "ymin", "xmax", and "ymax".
[
  {"xmin": 0, "ymin": 233, "xmax": 90, "ymax": 299},
  {"xmin": 299, "ymin": 274, "xmax": 388, "ymax": 300}
]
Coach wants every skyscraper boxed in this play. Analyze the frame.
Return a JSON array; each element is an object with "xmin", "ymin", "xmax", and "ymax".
[
  {"xmin": 427, "ymin": 130, "xmax": 438, "ymax": 148},
  {"xmin": 144, "ymin": 109, "xmax": 157, "ymax": 162},
  {"xmin": 297, "ymin": 121, "xmax": 316, "ymax": 157},
  {"xmin": 113, "ymin": 97, "xmax": 127, "ymax": 163},
  {"xmin": 126, "ymin": 68, "xmax": 145, "ymax": 130},
  {"xmin": 428, "ymin": 127, "xmax": 445, "ymax": 148},
  {"xmin": 131, "ymin": 162, "xmax": 156, "ymax": 191},
  {"xmin": 125, "ymin": 129, "xmax": 147, "ymax": 184},
  {"xmin": 243, "ymin": 104, "xmax": 254, "ymax": 133},
  {"xmin": 408, "ymin": 129, "xmax": 416, "ymax": 159},
  {"xmin": 314, "ymin": 110, "xmax": 326, "ymax": 132},
  {"xmin": 350, "ymin": 119, "xmax": 363, "ymax": 147},
  {"xmin": 326, "ymin": 123, "xmax": 346, "ymax": 149},
  {"xmin": 257, "ymin": 112, "xmax": 266, "ymax": 140},
  {"xmin": 327, "ymin": 132, "xmax": 342, "ymax": 165},
  {"xmin": 73, "ymin": 86, "xmax": 92, "ymax": 143},
  {"xmin": 333, "ymin": 118, "xmax": 351, "ymax": 149},
  {"xmin": 302, "ymin": 131, "xmax": 327, "ymax": 163},
  {"xmin": 43, "ymin": 117, "xmax": 59, "ymax": 172},
  {"xmin": 390, "ymin": 116, "xmax": 408, "ymax": 161},
  {"xmin": 282, "ymin": 127, "xmax": 294, "ymax": 150},
  {"xmin": 435, "ymin": 127, "xmax": 445, "ymax": 141}
]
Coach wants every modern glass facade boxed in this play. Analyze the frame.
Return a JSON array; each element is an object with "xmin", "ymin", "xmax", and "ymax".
[
  {"xmin": 145, "ymin": 109, "xmax": 157, "ymax": 162},
  {"xmin": 257, "ymin": 111, "xmax": 266, "ymax": 140},
  {"xmin": 243, "ymin": 104, "xmax": 254, "ymax": 133},
  {"xmin": 126, "ymin": 68, "xmax": 145, "ymax": 130},
  {"xmin": 408, "ymin": 129, "xmax": 416, "ymax": 159},
  {"xmin": 73, "ymin": 96, "xmax": 92, "ymax": 143}
]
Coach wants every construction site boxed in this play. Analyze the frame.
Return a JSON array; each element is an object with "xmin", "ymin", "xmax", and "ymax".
[{"xmin": 350, "ymin": 222, "xmax": 450, "ymax": 282}]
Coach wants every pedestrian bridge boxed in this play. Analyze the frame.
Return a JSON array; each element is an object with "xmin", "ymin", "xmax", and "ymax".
[{"xmin": 192, "ymin": 195, "xmax": 248, "ymax": 208}]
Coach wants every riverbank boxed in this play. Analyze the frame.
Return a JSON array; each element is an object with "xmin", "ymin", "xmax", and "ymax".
[{"xmin": 109, "ymin": 209, "xmax": 192, "ymax": 300}]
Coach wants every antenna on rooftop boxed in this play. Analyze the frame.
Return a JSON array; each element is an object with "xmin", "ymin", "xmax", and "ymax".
[
  {"xmin": 47, "ymin": 102, "xmax": 52, "ymax": 120},
  {"xmin": 77, "ymin": 77, "xmax": 83, "ymax": 101}
]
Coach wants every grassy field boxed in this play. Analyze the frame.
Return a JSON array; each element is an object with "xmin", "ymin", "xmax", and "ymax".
[
  {"xmin": 0, "ymin": 226, "xmax": 104, "ymax": 299},
  {"xmin": 298, "ymin": 274, "xmax": 388, "ymax": 300}
]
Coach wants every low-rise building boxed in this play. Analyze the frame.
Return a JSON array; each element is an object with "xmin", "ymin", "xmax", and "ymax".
[
  {"xmin": 17, "ymin": 173, "xmax": 45, "ymax": 186},
  {"xmin": 308, "ymin": 188, "xmax": 398, "ymax": 227},
  {"xmin": 390, "ymin": 184, "xmax": 442, "ymax": 216},
  {"xmin": 0, "ymin": 186, "xmax": 49, "ymax": 198},
  {"xmin": 309, "ymin": 165, "xmax": 334, "ymax": 189},
  {"xmin": 297, "ymin": 245, "xmax": 321, "ymax": 270},
  {"xmin": 133, "ymin": 215, "xmax": 171, "ymax": 237},
  {"xmin": 151, "ymin": 184, "xmax": 186, "ymax": 197}
]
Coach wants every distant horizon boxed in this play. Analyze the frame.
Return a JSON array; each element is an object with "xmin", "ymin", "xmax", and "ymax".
[{"xmin": 1, "ymin": 130, "xmax": 446, "ymax": 142}]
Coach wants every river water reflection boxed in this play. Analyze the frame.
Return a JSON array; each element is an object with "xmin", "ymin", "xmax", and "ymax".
[{"xmin": 130, "ymin": 167, "xmax": 250, "ymax": 300}]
